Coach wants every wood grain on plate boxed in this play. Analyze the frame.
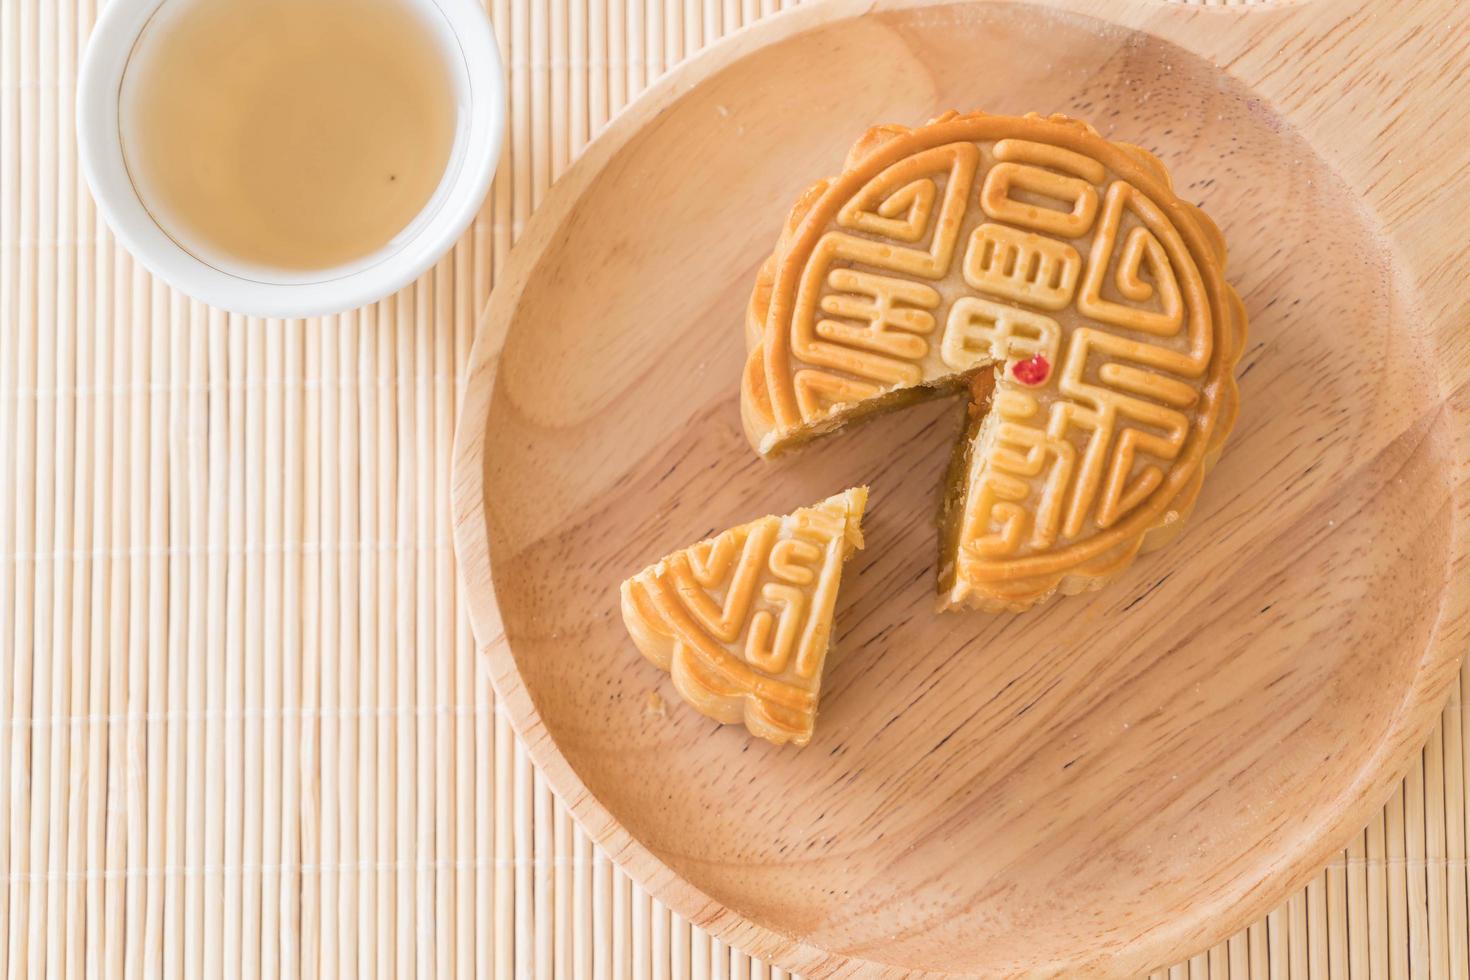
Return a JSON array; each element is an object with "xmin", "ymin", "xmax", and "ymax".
[{"xmin": 451, "ymin": 0, "xmax": 1470, "ymax": 974}]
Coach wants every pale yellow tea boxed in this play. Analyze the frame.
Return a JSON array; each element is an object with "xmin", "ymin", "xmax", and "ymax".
[{"xmin": 120, "ymin": 0, "xmax": 459, "ymax": 273}]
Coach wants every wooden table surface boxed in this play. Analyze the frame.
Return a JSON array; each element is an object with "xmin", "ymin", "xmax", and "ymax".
[{"xmin": 1, "ymin": 0, "xmax": 1465, "ymax": 975}]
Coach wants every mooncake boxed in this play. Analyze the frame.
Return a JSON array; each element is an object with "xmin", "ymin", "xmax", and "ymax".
[
  {"xmin": 620, "ymin": 488, "xmax": 867, "ymax": 746},
  {"xmin": 742, "ymin": 111, "xmax": 1244, "ymax": 611}
]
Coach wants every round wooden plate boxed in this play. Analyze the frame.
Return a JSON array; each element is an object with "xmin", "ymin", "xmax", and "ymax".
[{"xmin": 451, "ymin": 0, "xmax": 1470, "ymax": 974}]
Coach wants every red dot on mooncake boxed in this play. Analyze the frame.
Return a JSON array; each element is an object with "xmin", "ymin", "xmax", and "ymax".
[{"xmin": 1012, "ymin": 354, "xmax": 1050, "ymax": 386}]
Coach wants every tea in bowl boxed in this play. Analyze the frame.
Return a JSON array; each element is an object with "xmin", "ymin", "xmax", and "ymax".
[{"xmin": 79, "ymin": 0, "xmax": 503, "ymax": 318}]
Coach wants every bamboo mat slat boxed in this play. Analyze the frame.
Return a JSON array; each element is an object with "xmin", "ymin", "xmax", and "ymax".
[{"xmin": 0, "ymin": 0, "xmax": 1466, "ymax": 975}]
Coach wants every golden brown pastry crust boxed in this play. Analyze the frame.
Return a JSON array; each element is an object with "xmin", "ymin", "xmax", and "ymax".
[
  {"xmin": 742, "ymin": 111, "xmax": 1245, "ymax": 611},
  {"xmin": 620, "ymin": 488, "xmax": 867, "ymax": 745}
]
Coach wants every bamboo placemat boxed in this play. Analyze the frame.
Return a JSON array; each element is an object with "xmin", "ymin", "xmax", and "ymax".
[{"xmin": 0, "ymin": 0, "xmax": 1464, "ymax": 976}]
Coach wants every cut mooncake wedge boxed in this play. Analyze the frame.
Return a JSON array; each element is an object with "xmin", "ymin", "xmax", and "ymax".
[
  {"xmin": 742, "ymin": 110, "xmax": 1245, "ymax": 611},
  {"xmin": 619, "ymin": 487, "xmax": 867, "ymax": 746}
]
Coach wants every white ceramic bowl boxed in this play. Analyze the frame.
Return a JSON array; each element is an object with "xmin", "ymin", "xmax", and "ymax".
[{"xmin": 77, "ymin": 0, "xmax": 503, "ymax": 319}]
